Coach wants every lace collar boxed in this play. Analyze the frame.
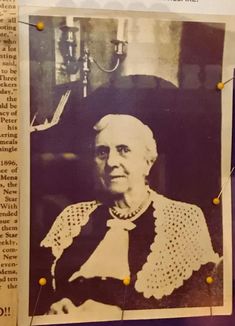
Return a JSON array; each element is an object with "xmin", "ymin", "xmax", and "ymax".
[{"xmin": 41, "ymin": 190, "xmax": 220, "ymax": 298}]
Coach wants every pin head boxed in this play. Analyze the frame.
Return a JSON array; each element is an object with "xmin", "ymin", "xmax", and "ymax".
[
  {"xmin": 216, "ymin": 82, "xmax": 224, "ymax": 90},
  {"xmin": 206, "ymin": 276, "xmax": 214, "ymax": 285},
  {"xmin": 212, "ymin": 197, "xmax": 220, "ymax": 205},
  {"xmin": 123, "ymin": 277, "xmax": 131, "ymax": 286},
  {"xmin": 38, "ymin": 277, "xmax": 47, "ymax": 286},
  {"xmin": 36, "ymin": 21, "xmax": 45, "ymax": 31}
]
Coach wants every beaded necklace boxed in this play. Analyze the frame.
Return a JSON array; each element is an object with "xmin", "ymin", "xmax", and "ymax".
[{"xmin": 109, "ymin": 190, "xmax": 151, "ymax": 221}]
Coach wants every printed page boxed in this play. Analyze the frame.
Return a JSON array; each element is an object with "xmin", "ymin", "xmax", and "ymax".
[{"xmin": 0, "ymin": 1, "xmax": 18, "ymax": 326}]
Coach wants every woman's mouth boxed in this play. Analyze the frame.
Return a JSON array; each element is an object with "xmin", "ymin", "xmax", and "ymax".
[{"xmin": 108, "ymin": 175, "xmax": 126, "ymax": 181}]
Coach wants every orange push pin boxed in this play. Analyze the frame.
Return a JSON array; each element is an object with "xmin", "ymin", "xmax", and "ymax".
[
  {"xmin": 212, "ymin": 197, "xmax": 220, "ymax": 205},
  {"xmin": 216, "ymin": 82, "xmax": 224, "ymax": 90},
  {"xmin": 38, "ymin": 277, "xmax": 47, "ymax": 286},
  {"xmin": 206, "ymin": 276, "xmax": 214, "ymax": 285},
  {"xmin": 123, "ymin": 277, "xmax": 131, "ymax": 286},
  {"xmin": 36, "ymin": 21, "xmax": 45, "ymax": 31}
]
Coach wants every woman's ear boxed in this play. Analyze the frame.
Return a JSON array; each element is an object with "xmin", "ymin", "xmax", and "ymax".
[
  {"xmin": 144, "ymin": 158, "xmax": 153, "ymax": 177},
  {"xmin": 144, "ymin": 154, "xmax": 157, "ymax": 177}
]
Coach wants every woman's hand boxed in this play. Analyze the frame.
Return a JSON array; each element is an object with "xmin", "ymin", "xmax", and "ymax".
[
  {"xmin": 48, "ymin": 298, "xmax": 77, "ymax": 314},
  {"xmin": 49, "ymin": 298, "xmax": 121, "ymax": 316}
]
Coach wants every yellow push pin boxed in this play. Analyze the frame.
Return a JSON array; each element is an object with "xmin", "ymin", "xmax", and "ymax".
[
  {"xmin": 30, "ymin": 278, "xmax": 47, "ymax": 326},
  {"xmin": 206, "ymin": 276, "xmax": 214, "ymax": 285},
  {"xmin": 36, "ymin": 21, "xmax": 45, "ymax": 31},
  {"xmin": 212, "ymin": 167, "xmax": 234, "ymax": 206},
  {"xmin": 212, "ymin": 197, "xmax": 220, "ymax": 205},
  {"xmin": 123, "ymin": 277, "xmax": 131, "ymax": 286},
  {"xmin": 216, "ymin": 77, "xmax": 234, "ymax": 90},
  {"xmin": 216, "ymin": 82, "xmax": 224, "ymax": 90},
  {"xmin": 38, "ymin": 277, "xmax": 47, "ymax": 286}
]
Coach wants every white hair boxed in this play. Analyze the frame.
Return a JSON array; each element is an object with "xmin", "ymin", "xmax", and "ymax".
[{"xmin": 93, "ymin": 114, "xmax": 157, "ymax": 166}]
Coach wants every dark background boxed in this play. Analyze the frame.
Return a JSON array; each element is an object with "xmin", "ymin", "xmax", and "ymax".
[{"xmin": 28, "ymin": 16, "xmax": 234, "ymax": 325}]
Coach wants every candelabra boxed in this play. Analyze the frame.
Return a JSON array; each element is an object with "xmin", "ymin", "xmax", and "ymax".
[
  {"xmin": 30, "ymin": 18, "xmax": 127, "ymax": 131},
  {"xmin": 81, "ymin": 40, "xmax": 127, "ymax": 97},
  {"xmin": 59, "ymin": 17, "xmax": 127, "ymax": 97}
]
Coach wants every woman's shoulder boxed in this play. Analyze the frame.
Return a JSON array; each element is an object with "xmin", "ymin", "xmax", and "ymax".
[
  {"xmin": 136, "ymin": 190, "xmax": 221, "ymax": 301},
  {"xmin": 40, "ymin": 200, "xmax": 100, "ymax": 259},
  {"xmin": 150, "ymin": 190, "xmax": 204, "ymax": 221},
  {"xmin": 151, "ymin": 190, "xmax": 200, "ymax": 207},
  {"xmin": 60, "ymin": 200, "xmax": 100, "ymax": 218}
]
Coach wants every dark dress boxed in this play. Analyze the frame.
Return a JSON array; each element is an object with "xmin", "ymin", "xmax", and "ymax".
[{"xmin": 31, "ymin": 202, "xmax": 223, "ymax": 315}]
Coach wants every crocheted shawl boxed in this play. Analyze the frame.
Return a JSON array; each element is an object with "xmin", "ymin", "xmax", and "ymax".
[{"xmin": 40, "ymin": 190, "xmax": 220, "ymax": 299}]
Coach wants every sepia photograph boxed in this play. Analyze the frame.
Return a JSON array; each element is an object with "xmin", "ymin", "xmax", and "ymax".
[{"xmin": 19, "ymin": 7, "xmax": 233, "ymax": 325}]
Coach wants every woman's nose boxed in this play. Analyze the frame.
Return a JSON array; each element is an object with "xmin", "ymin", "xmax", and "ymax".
[{"xmin": 106, "ymin": 150, "xmax": 119, "ymax": 167}]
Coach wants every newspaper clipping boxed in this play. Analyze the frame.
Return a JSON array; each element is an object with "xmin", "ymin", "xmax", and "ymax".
[
  {"xmin": 0, "ymin": 1, "xmax": 18, "ymax": 326},
  {"xmin": 19, "ymin": 5, "xmax": 233, "ymax": 326}
]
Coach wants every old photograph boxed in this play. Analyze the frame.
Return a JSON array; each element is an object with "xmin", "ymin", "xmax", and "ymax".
[{"xmin": 19, "ymin": 7, "xmax": 233, "ymax": 325}]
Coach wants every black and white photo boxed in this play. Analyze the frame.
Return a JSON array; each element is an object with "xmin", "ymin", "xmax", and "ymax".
[{"xmin": 19, "ymin": 7, "xmax": 233, "ymax": 325}]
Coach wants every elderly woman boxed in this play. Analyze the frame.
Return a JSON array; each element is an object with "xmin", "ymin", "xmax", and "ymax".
[{"xmin": 40, "ymin": 114, "xmax": 222, "ymax": 315}]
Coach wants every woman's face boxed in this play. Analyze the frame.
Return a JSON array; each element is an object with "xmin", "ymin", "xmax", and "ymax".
[{"xmin": 94, "ymin": 124, "xmax": 151, "ymax": 196}]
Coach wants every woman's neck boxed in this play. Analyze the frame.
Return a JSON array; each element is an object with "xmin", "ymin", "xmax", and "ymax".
[{"xmin": 113, "ymin": 184, "xmax": 150, "ymax": 211}]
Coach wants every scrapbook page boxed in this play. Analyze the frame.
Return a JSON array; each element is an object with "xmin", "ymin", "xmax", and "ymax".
[{"xmin": 17, "ymin": 5, "xmax": 234, "ymax": 325}]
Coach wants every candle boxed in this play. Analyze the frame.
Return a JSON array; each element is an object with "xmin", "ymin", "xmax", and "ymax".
[
  {"xmin": 66, "ymin": 16, "xmax": 74, "ymax": 27},
  {"xmin": 117, "ymin": 18, "xmax": 125, "ymax": 41}
]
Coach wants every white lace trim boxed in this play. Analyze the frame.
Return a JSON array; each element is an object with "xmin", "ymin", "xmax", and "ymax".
[
  {"xmin": 135, "ymin": 191, "xmax": 220, "ymax": 299},
  {"xmin": 40, "ymin": 200, "xmax": 100, "ymax": 280},
  {"xmin": 40, "ymin": 191, "xmax": 220, "ymax": 298}
]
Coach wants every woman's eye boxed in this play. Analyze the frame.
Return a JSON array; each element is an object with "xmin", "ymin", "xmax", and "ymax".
[
  {"xmin": 95, "ymin": 147, "xmax": 109, "ymax": 159},
  {"xmin": 117, "ymin": 145, "xmax": 130, "ymax": 155}
]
